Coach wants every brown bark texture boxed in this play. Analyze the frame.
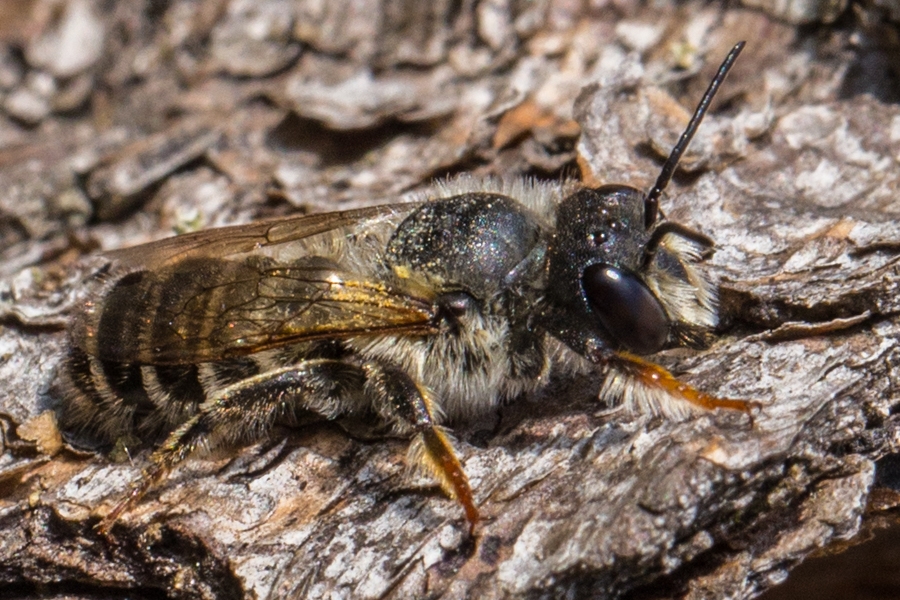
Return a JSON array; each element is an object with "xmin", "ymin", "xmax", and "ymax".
[{"xmin": 2, "ymin": 1, "xmax": 900, "ymax": 599}]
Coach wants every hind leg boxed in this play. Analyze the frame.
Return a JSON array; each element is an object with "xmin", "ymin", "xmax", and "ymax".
[{"xmin": 97, "ymin": 359, "xmax": 366, "ymax": 532}]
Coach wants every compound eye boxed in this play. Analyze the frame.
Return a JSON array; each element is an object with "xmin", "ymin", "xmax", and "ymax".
[{"xmin": 582, "ymin": 264, "xmax": 669, "ymax": 355}]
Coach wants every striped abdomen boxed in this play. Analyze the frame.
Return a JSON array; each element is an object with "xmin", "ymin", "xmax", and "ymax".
[{"xmin": 60, "ymin": 345, "xmax": 266, "ymax": 444}]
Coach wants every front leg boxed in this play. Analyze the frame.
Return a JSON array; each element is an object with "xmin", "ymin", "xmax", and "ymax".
[{"xmin": 599, "ymin": 351, "xmax": 760, "ymax": 420}]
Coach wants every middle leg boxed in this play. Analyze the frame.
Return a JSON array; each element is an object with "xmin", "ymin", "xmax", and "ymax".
[{"xmin": 363, "ymin": 362, "xmax": 478, "ymax": 529}]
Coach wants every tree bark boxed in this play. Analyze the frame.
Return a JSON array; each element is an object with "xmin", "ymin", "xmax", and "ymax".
[{"xmin": 1, "ymin": 1, "xmax": 899, "ymax": 599}]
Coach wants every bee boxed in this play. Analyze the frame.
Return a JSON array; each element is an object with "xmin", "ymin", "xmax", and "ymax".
[{"xmin": 60, "ymin": 42, "xmax": 752, "ymax": 534}]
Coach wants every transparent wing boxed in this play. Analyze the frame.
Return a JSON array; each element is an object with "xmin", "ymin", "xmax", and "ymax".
[
  {"xmin": 75, "ymin": 258, "xmax": 437, "ymax": 364},
  {"xmin": 74, "ymin": 203, "xmax": 437, "ymax": 364},
  {"xmin": 102, "ymin": 203, "xmax": 418, "ymax": 270}
]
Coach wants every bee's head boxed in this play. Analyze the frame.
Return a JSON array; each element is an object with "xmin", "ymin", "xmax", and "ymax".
[
  {"xmin": 541, "ymin": 42, "xmax": 744, "ymax": 359},
  {"xmin": 545, "ymin": 185, "xmax": 716, "ymax": 357}
]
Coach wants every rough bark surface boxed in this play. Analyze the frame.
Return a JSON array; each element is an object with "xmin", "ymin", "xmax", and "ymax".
[{"xmin": 2, "ymin": 1, "xmax": 900, "ymax": 599}]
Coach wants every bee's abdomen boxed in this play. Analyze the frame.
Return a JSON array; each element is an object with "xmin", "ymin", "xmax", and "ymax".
[
  {"xmin": 76, "ymin": 259, "xmax": 264, "ymax": 365},
  {"xmin": 60, "ymin": 345, "xmax": 226, "ymax": 445}
]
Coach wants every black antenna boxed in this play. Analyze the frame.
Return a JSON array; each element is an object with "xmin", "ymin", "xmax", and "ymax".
[{"xmin": 643, "ymin": 41, "xmax": 745, "ymax": 230}]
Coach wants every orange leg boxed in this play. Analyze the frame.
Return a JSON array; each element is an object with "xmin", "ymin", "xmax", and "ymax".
[
  {"xmin": 611, "ymin": 351, "xmax": 760, "ymax": 416},
  {"xmin": 97, "ymin": 462, "xmax": 170, "ymax": 535},
  {"xmin": 366, "ymin": 363, "xmax": 479, "ymax": 532},
  {"xmin": 421, "ymin": 428, "xmax": 479, "ymax": 531}
]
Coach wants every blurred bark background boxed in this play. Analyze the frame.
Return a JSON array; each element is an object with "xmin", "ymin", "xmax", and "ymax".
[{"xmin": 2, "ymin": 0, "xmax": 900, "ymax": 598}]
